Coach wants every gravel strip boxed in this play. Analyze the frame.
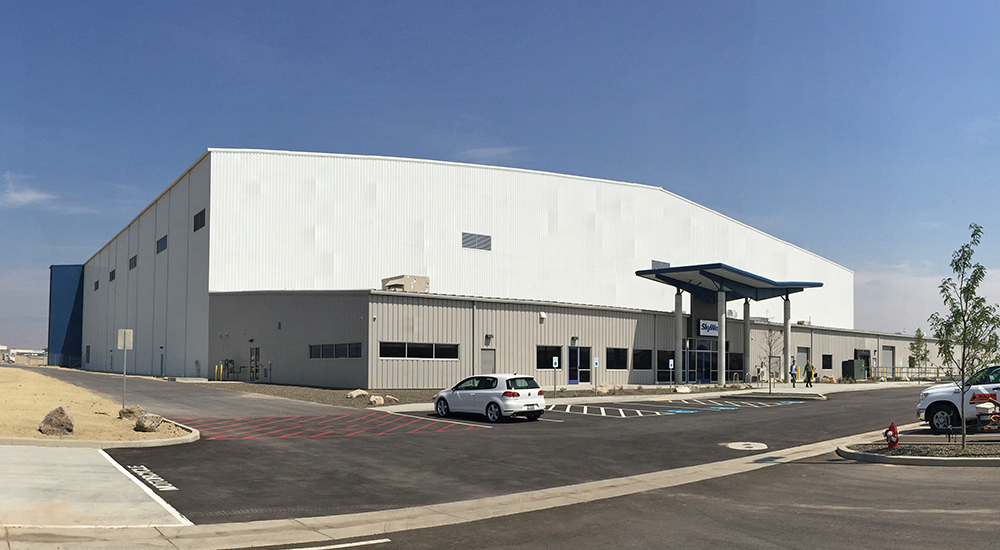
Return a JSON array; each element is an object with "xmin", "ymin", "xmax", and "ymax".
[{"xmin": 849, "ymin": 443, "xmax": 1000, "ymax": 457}]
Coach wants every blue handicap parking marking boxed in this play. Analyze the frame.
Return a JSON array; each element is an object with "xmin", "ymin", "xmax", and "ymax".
[
  {"xmin": 776, "ymin": 400, "xmax": 806, "ymax": 404},
  {"xmin": 661, "ymin": 409, "xmax": 699, "ymax": 414},
  {"xmin": 705, "ymin": 406, "xmax": 740, "ymax": 410}
]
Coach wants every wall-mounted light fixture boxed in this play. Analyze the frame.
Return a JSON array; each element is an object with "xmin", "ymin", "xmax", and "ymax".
[
  {"xmin": 248, "ymin": 338, "xmax": 254, "ymax": 343},
  {"xmin": 571, "ymin": 336, "xmax": 579, "ymax": 344},
  {"xmin": 539, "ymin": 312, "xmax": 547, "ymax": 320}
]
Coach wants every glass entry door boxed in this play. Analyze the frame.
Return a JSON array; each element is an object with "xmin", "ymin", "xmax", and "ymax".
[
  {"xmin": 686, "ymin": 339, "xmax": 718, "ymax": 384},
  {"xmin": 568, "ymin": 347, "xmax": 591, "ymax": 385}
]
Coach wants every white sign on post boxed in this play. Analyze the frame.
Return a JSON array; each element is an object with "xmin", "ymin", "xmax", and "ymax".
[
  {"xmin": 117, "ymin": 329, "xmax": 134, "ymax": 350},
  {"xmin": 117, "ymin": 329, "xmax": 133, "ymax": 410}
]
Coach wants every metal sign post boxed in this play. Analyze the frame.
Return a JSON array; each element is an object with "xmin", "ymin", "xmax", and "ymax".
[
  {"xmin": 552, "ymin": 356, "xmax": 559, "ymax": 397},
  {"xmin": 117, "ymin": 329, "xmax": 134, "ymax": 409},
  {"xmin": 669, "ymin": 358, "xmax": 674, "ymax": 391}
]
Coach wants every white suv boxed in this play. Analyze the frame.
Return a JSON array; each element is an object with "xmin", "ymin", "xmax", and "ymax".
[
  {"xmin": 435, "ymin": 374, "xmax": 545, "ymax": 422},
  {"xmin": 917, "ymin": 365, "xmax": 1000, "ymax": 433}
]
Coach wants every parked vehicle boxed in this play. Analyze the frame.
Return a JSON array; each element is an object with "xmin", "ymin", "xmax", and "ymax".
[
  {"xmin": 435, "ymin": 374, "xmax": 545, "ymax": 422},
  {"xmin": 917, "ymin": 365, "xmax": 1000, "ymax": 433}
]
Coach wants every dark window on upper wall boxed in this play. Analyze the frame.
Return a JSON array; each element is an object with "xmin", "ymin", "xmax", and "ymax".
[
  {"xmin": 435, "ymin": 344, "xmax": 459, "ymax": 359},
  {"xmin": 94, "ymin": 280, "xmax": 99, "ymax": 291},
  {"xmin": 193, "ymin": 209, "xmax": 206, "ymax": 232},
  {"xmin": 632, "ymin": 349, "xmax": 653, "ymax": 370},
  {"xmin": 156, "ymin": 236, "xmax": 168, "ymax": 254},
  {"xmin": 407, "ymin": 343, "xmax": 434, "ymax": 359},
  {"xmin": 537, "ymin": 346, "xmax": 561, "ymax": 369},
  {"xmin": 85, "ymin": 345, "xmax": 91, "ymax": 364},
  {"xmin": 348, "ymin": 342, "xmax": 362, "ymax": 358},
  {"xmin": 379, "ymin": 342, "xmax": 407, "ymax": 358},
  {"xmin": 321, "ymin": 344, "xmax": 335, "ymax": 359},
  {"xmin": 335, "ymin": 344, "xmax": 349, "ymax": 358},
  {"xmin": 109, "ymin": 270, "xmax": 116, "ymax": 282},
  {"xmin": 309, "ymin": 345, "xmax": 322, "ymax": 359},
  {"xmin": 462, "ymin": 232, "xmax": 492, "ymax": 251},
  {"xmin": 129, "ymin": 255, "xmax": 137, "ymax": 270},
  {"xmin": 822, "ymin": 354, "xmax": 833, "ymax": 370},
  {"xmin": 606, "ymin": 348, "xmax": 628, "ymax": 370}
]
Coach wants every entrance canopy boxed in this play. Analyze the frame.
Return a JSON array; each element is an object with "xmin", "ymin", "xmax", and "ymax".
[{"xmin": 635, "ymin": 263, "xmax": 822, "ymax": 304}]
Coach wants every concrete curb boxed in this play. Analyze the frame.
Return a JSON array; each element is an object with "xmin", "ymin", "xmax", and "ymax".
[
  {"xmin": 0, "ymin": 420, "xmax": 200, "ymax": 449},
  {"xmin": 835, "ymin": 445, "xmax": 1000, "ymax": 467}
]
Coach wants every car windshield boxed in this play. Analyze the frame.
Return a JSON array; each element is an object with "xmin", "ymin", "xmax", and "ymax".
[{"xmin": 507, "ymin": 377, "xmax": 539, "ymax": 390}]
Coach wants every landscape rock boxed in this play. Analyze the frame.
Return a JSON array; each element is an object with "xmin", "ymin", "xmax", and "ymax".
[
  {"xmin": 900, "ymin": 376, "xmax": 910, "ymax": 381},
  {"xmin": 369, "ymin": 395, "xmax": 385, "ymax": 406},
  {"xmin": 821, "ymin": 376, "xmax": 837, "ymax": 384},
  {"xmin": 119, "ymin": 405, "xmax": 146, "ymax": 420},
  {"xmin": 878, "ymin": 377, "xmax": 887, "ymax": 382},
  {"xmin": 347, "ymin": 389, "xmax": 369, "ymax": 399},
  {"xmin": 39, "ymin": 406, "xmax": 74, "ymax": 435},
  {"xmin": 674, "ymin": 385, "xmax": 692, "ymax": 394},
  {"xmin": 384, "ymin": 395, "xmax": 400, "ymax": 405},
  {"xmin": 595, "ymin": 384, "xmax": 612, "ymax": 396},
  {"xmin": 135, "ymin": 413, "xmax": 163, "ymax": 432}
]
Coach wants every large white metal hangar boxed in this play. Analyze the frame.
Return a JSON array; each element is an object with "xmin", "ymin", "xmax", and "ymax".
[{"xmin": 48, "ymin": 149, "xmax": 931, "ymax": 389}]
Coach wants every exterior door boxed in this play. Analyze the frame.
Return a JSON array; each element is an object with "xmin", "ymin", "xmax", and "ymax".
[
  {"xmin": 568, "ymin": 347, "xmax": 591, "ymax": 384},
  {"xmin": 481, "ymin": 349, "xmax": 496, "ymax": 374},
  {"xmin": 451, "ymin": 377, "xmax": 480, "ymax": 412},
  {"xmin": 796, "ymin": 347, "xmax": 810, "ymax": 381}
]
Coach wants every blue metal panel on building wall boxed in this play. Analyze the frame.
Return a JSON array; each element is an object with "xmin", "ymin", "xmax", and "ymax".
[{"xmin": 48, "ymin": 265, "xmax": 84, "ymax": 367}]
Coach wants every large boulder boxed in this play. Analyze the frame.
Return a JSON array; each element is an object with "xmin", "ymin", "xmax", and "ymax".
[
  {"xmin": 119, "ymin": 405, "xmax": 146, "ymax": 420},
  {"xmin": 674, "ymin": 385, "xmax": 692, "ymax": 394},
  {"xmin": 347, "ymin": 389, "xmax": 369, "ymax": 399},
  {"xmin": 595, "ymin": 384, "xmax": 612, "ymax": 396},
  {"xmin": 384, "ymin": 395, "xmax": 400, "ymax": 405},
  {"xmin": 135, "ymin": 413, "xmax": 163, "ymax": 432},
  {"xmin": 39, "ymin": 406, "xmax": 74, "ymax": 435},
  {"xmin": 369, "ymin": 395, "xmax": 385, "ymax": 406}
]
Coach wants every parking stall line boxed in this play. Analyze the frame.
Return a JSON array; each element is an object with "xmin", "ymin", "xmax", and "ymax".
[
  {"xmin": 619, "ymin": 409, "xmax": 626, "ymax": 418},
  {"xmin": 600, "ymin": 407, "xmax": 607, "ymax": 417},
  {"xmin": 583, "ymin": 406, "xmax": 589, "ymax": 415},
  {"xmin": 375, "ymin": 418, "xmax": 423, "ymax": 435},
  {"xmin": 207, "ymin": 416, "xmax": 306, "ymax": 439},
  {"xmin": 635, "ymin": 410, "xmax": 644, "ymax": 417}
]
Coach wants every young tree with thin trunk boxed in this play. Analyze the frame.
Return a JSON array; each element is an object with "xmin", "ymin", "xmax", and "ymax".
[
  {"xmin": 928, "ymin": 224, "xmax": 1000, "ymax": 448},
  {"xmin": 908, "ymin": 328, "xmax": 930, "ymax": 378}
]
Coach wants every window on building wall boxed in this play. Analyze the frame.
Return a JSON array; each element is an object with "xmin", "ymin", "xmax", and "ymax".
[
  {"xmin": 462, "ymin": 232, "xmax": 492, "ymax": 251},
  {"xmin": 321, "ymin": 344, "xmax": 335, "ymax": 358},
  {"xmin": 536, "ymin": 345, "xmax": 561, "ymax": 369},
  {"xmin": 156, "ymin": 236, "xmax": 168, "ymax": 254},
  {"xmin": 85, "ymin": 345, "xmax": 91, "ymax": 364},
  {"xmin": 606, "ymin": 348, "xmax": 628, "ymax": 370},
  {"xmin": 407, "ymin": 343, "xmax": 434, "ymax": 358},
  {"xmin": 129, "ymin": 255, "xmax": 137, "ymax": 270},
  {"xmin": 379, "ymin": 342, "xmax": 407, "ymax": 358},
  {"xmin": 822, "ymin": 354, "xmax": 833, "ymax": 370},
  {"xmin": 435, "ymin": 344, "xmax": 459, "ymax": 359},
  {"xmin": 632, "ymin": 349, "xmax": 653, "ymax": 370},
  {"xmin": 309, "ymin": 345, "xmax": 321, "ymax": 359},
  {"xmin": 94, "ymin": 280, "xmax": 99, "ymax": 291},
  {"xmin": 193, "ymin": 209, "xmax": 206, "ymax": 232},
  {"xmin": 109, "ymin": 270, "xmax": 116, "ymax": 282},
  {"xmin": 335, "ymin": 344, "xmax": 348, "ymax": 358},
  {"xmin": 348, "ymin": 342, "xmax": 362, "ymax": 358}
]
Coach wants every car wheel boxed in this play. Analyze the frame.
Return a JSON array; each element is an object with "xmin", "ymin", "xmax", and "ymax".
[
  {"xmin": 485, "ymin": 402, "xmax": 502, "ymax": 423},
  {"xmin": 436, "ymin": 398, "xmax": 450, "ymax": 418},
  {"xmin": 927, "ymin": 404, "xmax": 956, "ymax": 434},
  {"xmin": 526, "ymin": 412, "xmax": 542, "ymax": 421}
]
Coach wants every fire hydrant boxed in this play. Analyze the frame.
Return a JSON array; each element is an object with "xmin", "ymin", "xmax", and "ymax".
[{"xmin": 883, "ymin": 422, "xmax": 899, "ymax": 449}]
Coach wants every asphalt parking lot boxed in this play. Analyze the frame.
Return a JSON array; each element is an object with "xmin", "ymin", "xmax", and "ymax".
[{"xmin": 100, "ymin": 384, "xmax": 917, "ymax": 525}]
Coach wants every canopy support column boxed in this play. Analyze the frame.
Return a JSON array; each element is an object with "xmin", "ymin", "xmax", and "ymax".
[
  {"xmin": 675, "ymin": 290, "xmax": 684, "ymax": 385},
  {"xmin": 743, "ymin": 298, "xmax": 751, "ymax": 383},
  {"xmin": 783, "ymin": 294, "xmax": 791, "ymax": 383},
  {"xmin": 717, "ymin": 289, "xmax": 726, "ymax": 386}
]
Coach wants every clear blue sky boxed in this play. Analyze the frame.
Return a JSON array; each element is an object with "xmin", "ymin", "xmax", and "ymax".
[{"xmin": 3, "ymin": 1, "xmax": 1000, "ymax": 348}]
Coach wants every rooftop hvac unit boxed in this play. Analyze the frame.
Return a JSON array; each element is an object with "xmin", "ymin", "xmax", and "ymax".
[{"xmin": 381, "ymin": 275, "xmax": 430, "ymax": 293}]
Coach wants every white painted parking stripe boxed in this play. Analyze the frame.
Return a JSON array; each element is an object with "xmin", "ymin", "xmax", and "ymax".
[
  {"xmin": 583, "ymin": 406, "xmax": 589, "ymax": 415},
  {"xmin": 99, "ymin": 450, "xmax": 192, "ymax": 526},
  {"xmin": 297, "ymin": 539, "xmax": 392, "ymax": 549},
  {"xmin": 600, "ymin": 407, "xmax": 607, "ymax": 417},
  {"xmin": 619, "ymin": 409, "xmax": 626, "ymax": 418},
  {"xmin": 636, "ymin": 410, "xmax": 644, "ymax": 417},
  {"xmin": 389, "ymin": 411, "xmax": 493, "ymax": 429},
  {"xmin": 538, "ymin": 418, "xmax": 564, "ymax": 423},
  {"xmin": 691, "ymin": 400, "xmax": 706, "ymax": 404}
]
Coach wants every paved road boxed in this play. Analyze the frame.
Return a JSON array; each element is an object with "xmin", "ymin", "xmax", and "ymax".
[{"xmin": 357, "ymin": 453, "xmax": 996, "ymax": 550}]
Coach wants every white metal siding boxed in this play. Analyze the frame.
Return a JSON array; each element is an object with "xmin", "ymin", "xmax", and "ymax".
[{"xmin": 207, "ymin": 150, "xmax": 854, "ymax": 330}]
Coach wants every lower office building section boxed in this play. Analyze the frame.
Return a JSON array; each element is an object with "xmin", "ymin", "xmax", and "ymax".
[{"xmin": 207, "ymin": 290, "xmax": 934, "ymax": 390}]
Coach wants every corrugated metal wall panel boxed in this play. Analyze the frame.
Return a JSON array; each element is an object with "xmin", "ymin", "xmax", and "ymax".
[{"xmin": 207, "ymin": 151, "xmax": 854, "ymax": 330}]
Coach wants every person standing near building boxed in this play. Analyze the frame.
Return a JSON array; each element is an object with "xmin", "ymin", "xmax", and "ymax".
[
  {"xmin": 790, "ymin": 359, "xmax": 798, "ymax": 388},
  {"xmin": 804, "ymin": 360, "xmax": 815, "ymax": 388}
]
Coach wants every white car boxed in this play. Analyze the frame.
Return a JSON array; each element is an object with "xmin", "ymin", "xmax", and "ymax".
[
  {"xmin": 917, "ymin": 365, "xmax": 1000, "ymax": 433},
  {"xmin": 434, "ymin": 374, "xmax": 545, "ymax": 422}
]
